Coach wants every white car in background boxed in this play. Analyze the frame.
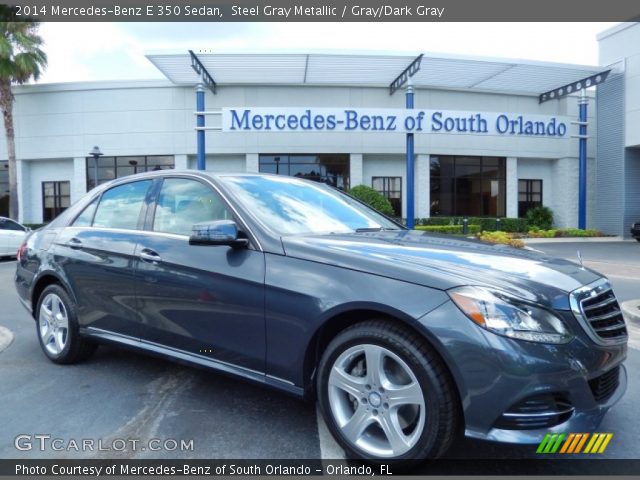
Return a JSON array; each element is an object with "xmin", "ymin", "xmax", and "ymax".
[{"xmin": 0, "ymin": 217, "xmax": 29, "ymax": 258}]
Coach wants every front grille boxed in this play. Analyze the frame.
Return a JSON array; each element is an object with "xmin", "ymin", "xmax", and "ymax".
[
  {"xmin": 589, "ymin": 366, "xmax": 620, "ymax": 402},
  {"xmin": 571, "ymin": 280, "xmax": 627, "ymax": 344},
  {"xmin": 580, "ymin": 288, "xmax": 627, "ymax": 340},
  {"xmin": 494, "ymin": 394, "xmax": 574, "ymax": 430}
]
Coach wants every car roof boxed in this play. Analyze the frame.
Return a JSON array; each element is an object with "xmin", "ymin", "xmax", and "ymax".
[
  {"xmin": 97, "ymin": 170, "xmax": 317, "ymax": 190},
  {"xmin": 103, "ymin": 169, "xmax": 280, "ymax": 181},
  {"xmin": 0, "ymin": 216, "xmax": 23, "ymax": 224}
]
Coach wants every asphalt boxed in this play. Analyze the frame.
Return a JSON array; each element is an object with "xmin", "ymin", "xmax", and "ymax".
[{"xmin": 0, "ymin": 241, "xmax": 639, "ymax": 462}]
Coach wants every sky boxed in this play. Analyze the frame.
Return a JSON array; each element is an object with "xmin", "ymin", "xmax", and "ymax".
[{"xmin": 37, "ymin": 22, "xmax": 618, "ymax": 84}]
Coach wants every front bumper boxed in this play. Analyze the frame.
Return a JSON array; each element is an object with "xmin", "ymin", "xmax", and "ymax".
[
  {"xmin": 418, "ymin": 301, "xmax": 627, "ymax": 445},
  {"xmin": 467, "ymin": 363, "xmax": 627, "ymax": 444}
]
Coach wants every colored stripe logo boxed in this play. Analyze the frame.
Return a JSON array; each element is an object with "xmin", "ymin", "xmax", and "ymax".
[{"xmin": 537, "ymin": 433, "xmax": 613, "ymax": 454}]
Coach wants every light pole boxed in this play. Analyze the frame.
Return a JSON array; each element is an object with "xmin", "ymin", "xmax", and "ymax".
[
  {"xmin": 88, "ymin": 146, "xmax": 103, "ymax": 189},
  {"xmin": 128, "ymin": 159, "xmax": 138, "ymax": 174}
]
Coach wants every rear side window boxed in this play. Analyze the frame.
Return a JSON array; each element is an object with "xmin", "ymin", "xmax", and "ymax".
[
  {"xmin": 72, "ymin": 198, "xmax": 98, "ymax": 227},
  {"xmin": 92, "ymin": 180, "xmax": 151, "ymax": 230},
  {"xmin": 0, "ymin": 219, "xmax": 25, "ymax": 231},
  {"xmin": 153, "ymin": 178, "xmax": 232, "ymax": 236}
]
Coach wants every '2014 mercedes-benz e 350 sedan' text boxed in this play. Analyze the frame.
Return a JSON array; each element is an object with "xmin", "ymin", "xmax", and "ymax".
[{"xmin": 15, "ymin": 171, "xmax": 627, "ymax": 462}]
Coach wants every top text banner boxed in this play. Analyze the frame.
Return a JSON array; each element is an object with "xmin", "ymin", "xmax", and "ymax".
[
  {"xmin": 222, "ymin": 107, "xmax": 570, "ymax": 138},
  {"xmin": 7, "ymin": 0, "xmax": 640, "ymax": 21}
]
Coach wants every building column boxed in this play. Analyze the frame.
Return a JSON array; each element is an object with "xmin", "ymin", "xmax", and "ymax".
[
  {"xmin": 349, "ymin": 154, "xmax": 363, "ymax": 188},
  {"xmin": 72, "ymin": 157, "xmax": 87, "ymax": 205},
  {"xmin": 245, "ymin": 153, "xmax": 259, "ymax": 173},
  {"xmin": 551, "ymin": 157, "xmax": 579, "ymax": 229},
  {"xmin": 506, "ymin": 157, "xmax": 518, "ymax": 218},
  {"xmin": 415, "ymin": 154, "xmax": 430, "ymax": 219},
  {"xmin": 174, "ymin": 154, "xmax": 188, "ymax": 170}
]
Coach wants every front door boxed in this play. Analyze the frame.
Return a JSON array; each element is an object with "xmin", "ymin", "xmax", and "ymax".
[{"xmin": 135, "ymin": 177, "xmax": 266, "ymax": 374}]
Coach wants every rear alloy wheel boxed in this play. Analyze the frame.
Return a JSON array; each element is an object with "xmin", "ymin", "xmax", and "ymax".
[
  {"xmin": 317, "ymin": 321, "xmax": 459, "ymax": 462},
  {"xmin": 36, "ymin": 284, "xmax": 97, "ymax": 364},
  {"xmin": 39, "ymin": 292, "xmax": 70, "ymax": 356}
]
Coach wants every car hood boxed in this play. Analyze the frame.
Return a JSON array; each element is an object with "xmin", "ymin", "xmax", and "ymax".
[{"xmin": 281, "ymin": 230, "xmax": 603, "ymax": 310}]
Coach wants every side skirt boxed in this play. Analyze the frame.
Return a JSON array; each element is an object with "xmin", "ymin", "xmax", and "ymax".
[{"xmin": 81, "ymin": 327, "xmax": 304, "ymax": 397}]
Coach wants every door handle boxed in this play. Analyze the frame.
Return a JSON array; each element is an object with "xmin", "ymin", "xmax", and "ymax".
[
  {"xmin": 139, "ymin": 247, "xmax": 162, "ymax": 264},
  {"xmin": 67, "ymin": 237, "xmax": 83, "ymax": 249}
]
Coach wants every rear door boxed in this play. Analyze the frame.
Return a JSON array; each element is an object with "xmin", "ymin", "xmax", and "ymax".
[
  {"xmin": 4, "ymin": 219, "xmax": 27, "ymax": 254},
  {"xmin": 135, "ymin": 176, "xmax": 266, "ymax": 373},
  {"xmin": 55, "ymin": 179, "xmax": 155, "ymax": 337},
  {"xmin": 0, "ymin": 219, "xmax": 10, "ymax": 255},
  {"xmin": 0, "ymin": 218, "xmax": 26, "ymax": 255}
]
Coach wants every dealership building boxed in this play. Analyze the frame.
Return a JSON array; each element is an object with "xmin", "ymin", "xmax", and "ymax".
[{"xmin": 1, "ymin": 23, "xmax": 638, "ymax": 234}]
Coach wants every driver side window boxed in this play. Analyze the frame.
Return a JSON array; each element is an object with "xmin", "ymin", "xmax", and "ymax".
[{"xmin": 153, "ymin": 178, "xmax": 232, "ymax": 236}]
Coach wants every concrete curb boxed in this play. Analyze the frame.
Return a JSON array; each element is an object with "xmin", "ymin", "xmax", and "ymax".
[
  {"xmin": 0, "ymin": 326, "xmax": 14, "ymax": 353},
  {"xmin": 621, "ymin": 300, "xmax": 640, "ymax": 323},
  {"xmin": 523, "ymin": 236, "xmax": 627, "ymax": 244}
]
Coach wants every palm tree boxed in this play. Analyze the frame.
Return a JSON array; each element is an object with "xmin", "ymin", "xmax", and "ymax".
[{"xmin": 0, "ymin": 7, "xmax": 46, "ymax": 220}]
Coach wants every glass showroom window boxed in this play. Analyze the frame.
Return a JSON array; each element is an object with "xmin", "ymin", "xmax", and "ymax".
[
  {"xmin": 0, "ymin": 160, "xmax": 8, "ymax": 217},
  {"xmin": 430, "ymin": 155, "xmax": 506, "ymax": 217},
  {"xmin": 372, "ymin": 176, "xmax": 402, "ymax": 217},
  {"xmin": 86, "ymin": 155, "xmax": 174, "ymax": 190},
  {"xmin": 259, "ymin": 154, "xmax": 350, "ymax": 190},
  {"xmin": 518, "ymin": 179, "xmax": 543, "ymax": 217},
  {"xmin": 42, "ymin": 181, "xmax": 71, "ymax": 222}
]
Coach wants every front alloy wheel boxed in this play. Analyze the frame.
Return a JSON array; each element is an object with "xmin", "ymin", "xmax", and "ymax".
[
  {"xmin": 317, "ymin": 321, "xmax": 459, "ymax": 462},
  {"xmin": 328, "ymin": 344, "xmax": 426, "ymax": 457}
]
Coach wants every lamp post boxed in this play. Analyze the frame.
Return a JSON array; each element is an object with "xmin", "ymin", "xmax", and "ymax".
[
  {"xmin": 128, "ymin": 159, "xmax": 138, "ymax": 174},
  {"xmin": 88, "ymin": 146, "xmax": 103, "ymax": 189}
]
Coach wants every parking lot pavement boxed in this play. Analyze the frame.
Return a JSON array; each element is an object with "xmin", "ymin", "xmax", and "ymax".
[
  {"xmin": 0, "ymin": 259, "xmax": 321, "ymax": 460},
  {"xmin": 0, "ymin": 241, "xmax": 639, "ymax": 461}
]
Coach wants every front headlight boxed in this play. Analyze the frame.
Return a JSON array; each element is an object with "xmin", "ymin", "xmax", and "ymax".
[{"xmin": 448, "ymin": 286, "xmax": 573, "ymax": 344}]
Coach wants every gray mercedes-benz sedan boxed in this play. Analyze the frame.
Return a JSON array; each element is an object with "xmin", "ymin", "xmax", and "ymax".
[{"xmin": 15, "ymin": 171, "xmax": 627, "ymax": 462}]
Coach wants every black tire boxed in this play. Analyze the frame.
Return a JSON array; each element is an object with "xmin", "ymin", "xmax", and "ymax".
[
  {"xmin": 317, "ymin": 320, "xmax": 460, "ymax": 463},
  {"xmin": 35, "ymin": 284, "xmax": 97, "ymax": 364}
]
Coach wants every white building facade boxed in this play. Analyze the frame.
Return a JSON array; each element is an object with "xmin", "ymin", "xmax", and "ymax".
[
  {"xmin": 0, "ymin": 52, "xmax": 606, "ymax": 229},
  {"xmin": 596, "ymin": 23, "xmax": 640, "ymax": 236}
]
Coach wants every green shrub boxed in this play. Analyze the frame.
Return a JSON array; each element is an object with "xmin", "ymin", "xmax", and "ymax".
[
  {"xmin": 528, "ymin": 229, "xmax": 558, "ymax": 238},
  {"xmin": 528, "ymin": 228, "xmax": 605, "ymax": 238},
  {"xmin": 415, "ymin": 225, "xmax": 481, "ymax": 234},
  {"xmin": 526, "ymin": 206, "xmax": 554, "ymax": 230},
  {"xmin": 558, "ymin": 228, "xmax": 604, "ymax": 237},
  {"xmin": 499, "ymin": 218, "xmax": 529, "ymax": 233},
  {"xmin": 418, "ymin": 217, "xmax": 528, "ymax": 233},
  {"xmin": 418, "ymin": 217, "xmax": 458, "ymax": 226},
  {"xmin": 478, "ymin": 231, "xmax": 525, "ymax": 248},
  {"xmin": 349, "ymin": 185, "xmax": 395, "ymax": 217}
]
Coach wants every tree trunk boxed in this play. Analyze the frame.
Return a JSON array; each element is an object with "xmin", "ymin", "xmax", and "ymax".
[{"xmin": 0, "ymin": 80, "xmax": 18, "ymax": 220}]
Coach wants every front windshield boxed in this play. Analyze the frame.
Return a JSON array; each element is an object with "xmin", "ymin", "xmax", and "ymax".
[{"xmin": 220, "ymin": 175, "xmax": 402, "ymax": 235}]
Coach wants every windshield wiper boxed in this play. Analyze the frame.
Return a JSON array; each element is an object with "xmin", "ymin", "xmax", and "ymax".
[{"xmin": 355, "ymin": 227, "xmax": 383, "ymax": 232}]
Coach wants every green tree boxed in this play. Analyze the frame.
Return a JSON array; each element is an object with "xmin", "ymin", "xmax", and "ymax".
[
  {"xmin": 349, "ymin": 185, "xmax": 395, "ymax": 217},
  {"xmin": 0, "ymin": 7, "xmax": 47, "ymax": 220},
  {"xmin": 526, "ymin": 206, "xmax": 554, "ymax": 230}
]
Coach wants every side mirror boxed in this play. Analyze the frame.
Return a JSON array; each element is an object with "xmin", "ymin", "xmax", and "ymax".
[{"xmin": 189, "ymin": 220, "xmax": 249, "ymax": 248}]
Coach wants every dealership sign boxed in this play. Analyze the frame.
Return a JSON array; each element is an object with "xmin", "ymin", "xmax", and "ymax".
[{"xmin": 222, "ymin": 108, "xmax": 569, "ymax": 137}]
